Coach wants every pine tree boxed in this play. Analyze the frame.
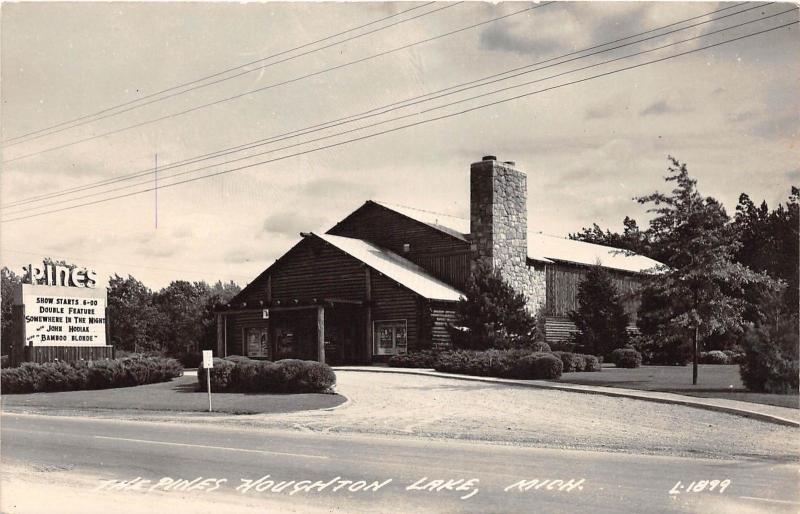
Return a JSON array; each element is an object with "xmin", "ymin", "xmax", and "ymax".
[
  {"xmin": 449, "ymin": 261, "xmax": 537, "ymax": 350},
  {"xmin": 569, "ymin": 265, "xmax": 630, "ymax": 356}
]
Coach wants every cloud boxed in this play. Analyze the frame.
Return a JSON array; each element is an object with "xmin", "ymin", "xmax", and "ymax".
[
  {"xmin": 479, "ymin": 22, "xmax": 566, "ymax": 56},
  {"xmin": 262, "ymin": 212, "xmax": 323, "ymax": 237},
  {"xmin": 639, "ymin": 100, "xmax": 679, "ymax": 116},
  {"xmin": 584, "ymin": 101, "xmax": 631, "ymax": 121},
  {"xmin": 751, "ymin": 114, "xmax": 799, "ymax": 140}
]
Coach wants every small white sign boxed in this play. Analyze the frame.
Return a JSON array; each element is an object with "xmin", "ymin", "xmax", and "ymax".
[
  {"xmin": 262, "ymin": 308, "xmax": 269, "ymax": 320},
  {"xmin": 202, "ymin": 350, "xmax": 213, "ymax": 369}
]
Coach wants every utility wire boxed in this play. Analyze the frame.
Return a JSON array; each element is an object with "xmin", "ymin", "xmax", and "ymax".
[
  {"xmin": 1, "ymin": 2, "xmax": 442, "ymax": 145},
  {"xmin": 4, "ymin": 18, "xmax": 795, "ymax": 224},
  {"xmin": 5, "ymin": 7, "xmax": 792, "ymax": 214},
  {"xmin": 1, "ymin": 1, "xmax": 767, "ymax": 210},
  {"xmin": 3, "ymin": 3, "xmax": 552, "ymax": 164}
]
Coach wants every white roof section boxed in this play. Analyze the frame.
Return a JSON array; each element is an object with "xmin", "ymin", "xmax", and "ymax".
[
  {"xmin": 315, "ymin": 233, "xmax": 465, "ymax": 302},
  {"xmin": 374, "ymin": 202, "xmax": 662, "ymax": 274},
  {"xmin": 527, "ymin": 233, "xmax": 662, "ymax": 273}
]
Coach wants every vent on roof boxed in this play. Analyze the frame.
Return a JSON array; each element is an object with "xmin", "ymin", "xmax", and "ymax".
[{"xmin": 482, "ymin": 155, "xmax": 497, "ymax": 161}]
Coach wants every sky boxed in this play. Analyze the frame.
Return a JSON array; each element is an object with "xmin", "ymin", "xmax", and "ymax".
[{"xmin": 1, "ymin": 1, "xmax": 798, "ymax": 290}]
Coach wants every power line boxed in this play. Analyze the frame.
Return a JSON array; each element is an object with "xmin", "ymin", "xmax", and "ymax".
[
  {"xmin": 1, "ymin": 1, "xmax": 768, "ymax": 210},
  {"xmin": 1, "ymin": 2, "xmax": 442, "ymax": 146},
  {"xmin": 3, "ymin": 3, "xmax": 552, "ymax": 164},
  {"xmin": 4, "ymin": 18, "xmax": 795, "ymax": 224},
  {"xmin": 5, "ymin": 7, "xmax": 792, "ymax": 216}
]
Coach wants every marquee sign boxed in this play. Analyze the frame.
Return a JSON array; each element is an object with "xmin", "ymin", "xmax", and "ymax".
[
  {"xmin": 15, "ymin": 263, "xmax": 107, "ymax": 347},
  {"xmin": 24, "ymin": 262, "xmax": 98, "ymax": 288}
]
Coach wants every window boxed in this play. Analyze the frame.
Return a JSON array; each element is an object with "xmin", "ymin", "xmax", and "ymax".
[
  {"xmin": 244, "ymin": 326, "xmax": 270, "ymax": 359},
  {"xmin": 373, "ymin": 320, "xmax": 407, "ymax": 356}
]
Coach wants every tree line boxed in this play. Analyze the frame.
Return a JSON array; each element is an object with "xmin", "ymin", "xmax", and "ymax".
[{"xmin": 1, "ymin": 263, "xmax": 241, "ymax": 362}]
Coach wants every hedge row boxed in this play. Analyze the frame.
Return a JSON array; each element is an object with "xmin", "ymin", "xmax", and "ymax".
[
  {"xmin": 1, "ymin": 356, "xmax": 183, "ymax": 394},
  {"xmin": 433, "ymin": 349, "xmax": 563, "ymax": 380},
  {"xmin": 197, "ymin": 356, "xmax": 336, "ymax": 393},
  {"xmin": 389, "ymin": 348, "xmax": 599, "ymax": 376},
  {"xmin": 387, "ymin": 351, "xmax": 439, "ymax": 368}
]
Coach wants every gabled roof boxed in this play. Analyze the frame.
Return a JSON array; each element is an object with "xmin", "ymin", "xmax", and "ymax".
[
  {"xmin": 315, "ymin": 233, "xmax": 464, "ymax": 302},
  {"xmin": 373, "ymin": 202, "xmax": 662, "ymax": 274}
]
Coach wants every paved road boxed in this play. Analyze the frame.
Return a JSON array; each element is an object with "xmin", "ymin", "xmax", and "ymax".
[{"xmin": 2, "ymin": 413, "xmax": 797, "ymax": 513}]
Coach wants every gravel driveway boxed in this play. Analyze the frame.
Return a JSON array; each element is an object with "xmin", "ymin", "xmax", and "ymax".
[{"xmin": 234, "ymin": 371, "xmax": 798, "ymax": 461}]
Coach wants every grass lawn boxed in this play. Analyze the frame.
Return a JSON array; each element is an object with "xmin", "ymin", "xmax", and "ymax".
[
  {"xmin": 0, "ymin": 375, "xmax": 346, "ymax": 415},
  {"xmin": 558, "ymin": 365, "xmax": 799, "ymax": 409}
]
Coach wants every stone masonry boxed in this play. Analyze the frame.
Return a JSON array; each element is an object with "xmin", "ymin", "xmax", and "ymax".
[{"xmin": 469, "ymin": 156, "xmax": 546, "ymax": 314}]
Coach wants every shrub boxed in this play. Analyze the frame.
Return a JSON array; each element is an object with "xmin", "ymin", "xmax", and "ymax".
[
  {"xmin": 699, "ymin": 350, "xmax": 730, "ymax": 365},
  {"xmin": 553, "ymin": 351, "xmax": 580, "ymax": 372},
  {"xmin": 630, "ymin": 335, "xmax": 689, "ymax": 366},
  {"xmin": 434, "ymin": 349, "xmax": 562, "ymax": 380},
  {"xmin": 293, "ymin": 361, "xmax": 336, "ymax": 393},
  {"xmin": 232, "ymin": 359, "xmax": 261, "ymax": 391},
  {"xmin": 551, "ymin": 352, "xmax": 601, "ymax": 373},
  {"xmin": 196, "ymin": 358, "xmax": 336, "ymax": 393},
  {"xmin": 197, "ymin": 358, "xmax": 236, "ymax": 391},
  {"xmin": 388, "ymin": 351, "xmax": 439, "ymax": 368},
  {"xmin": 529, "ymin": 341, "xmax": 551, "ymax": 353},
  {"xmin": 519, "ymin": 352, "xmax": 563, "ymax": 379},
  {"xmin": 86, "ymin": 360, "xmax": 126, "ymax": 389},
  {"xmin": 34, "ymin": 361, "xmax": 87, "ymax": 392},
  {"xmin": 1, "ymin": 363, "xmax": 40, "ymax": 393},
  {"xmin": 723, "ymin": 350, "xmax": 745, "ymax": 365},
  {"xmin": 611, "ymin": 348, "xmax": 642, "ymax": 368},
  {"xmin": 583, "ymin": 355, "xmax": 601, "ymax": 372},
  {"xmin": 739, "ymin": 315, "xmax": 799, "ymax": 394},
  {"xmin": 1, "ymin": 356, "xmax": 182, "ymax": 394}
]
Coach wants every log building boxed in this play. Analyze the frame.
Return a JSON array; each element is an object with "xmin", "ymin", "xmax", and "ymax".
[{"xmin": 216, "ymin": 156, "xmax": 661, "ymax": 364}]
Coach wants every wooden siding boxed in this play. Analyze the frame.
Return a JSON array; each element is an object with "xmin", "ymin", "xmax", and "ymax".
[
  {"xmin": 545, "ymin": 317, "xmax": 641, "ymax": 347},
  {"xmin": 235, "ymin": 238, "xmax": 367, "ymax": 307},
  {"xmin": 327, "ymin": 201, "xmax": 470, "ymax": 288},
  {"xmin": 225, "ymin": 310, "xmax": 265, "ymax": 356},
  {"xmin": 370, "ymin": 271, "xmax": 420, "ymax": 353},
  {"xmin": 544, "ymin": 317, "xmax": 578, "ymax": 346},
  {"xmin": 271, "ymin": 240, "xmax": 367, "ymax": 303},
  {"xmin": 413, "ymin": 251, "xmax": 471, "ymax": 290},
  {"xmin": 430, "ymin": 305, "xmax": 457, "ymax": 350},
  {"xmin": 23, "ymin": 345, "xmax": 114, "ymax": 364},
  {"xmin": 545, "ymin": 263, "xmax": 643, "ymax": 321}
]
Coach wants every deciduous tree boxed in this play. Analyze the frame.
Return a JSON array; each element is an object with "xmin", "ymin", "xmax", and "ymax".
[{"xmin": 637, "ymin": 157, "xmax": 769, "ymax": 384}]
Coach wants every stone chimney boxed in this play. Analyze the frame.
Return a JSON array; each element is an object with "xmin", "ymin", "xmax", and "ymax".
[{"xmin": 469, "ymin": 155, "xmax": 531, "ymax": 295}]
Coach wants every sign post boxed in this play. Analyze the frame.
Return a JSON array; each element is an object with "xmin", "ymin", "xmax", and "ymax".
[{"xmin": 202, "ymin": 350, "xmax": 213, "ymax": 412}]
